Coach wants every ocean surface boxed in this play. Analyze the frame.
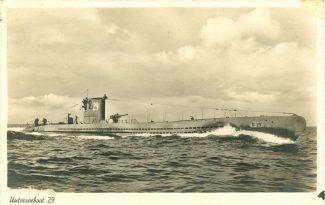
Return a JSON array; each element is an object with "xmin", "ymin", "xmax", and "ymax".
[{"xmin": 7, "ymin": 126, "xmax": 316, "ymax": 192}]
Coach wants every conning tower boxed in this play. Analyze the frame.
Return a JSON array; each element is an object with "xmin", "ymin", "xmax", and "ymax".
[{"xmin": 82, "ymin": 94, "xmax": 107, "ymax": 124}]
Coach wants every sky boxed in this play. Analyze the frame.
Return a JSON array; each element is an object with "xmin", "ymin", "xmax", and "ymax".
[{"xmin": 7, "ymin": 8, "xmax": 317, "ymax": 125}]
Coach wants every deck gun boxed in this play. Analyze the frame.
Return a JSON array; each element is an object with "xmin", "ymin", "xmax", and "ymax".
[{"xmin": 110, "ymin": 113, "xmax": 128, "ymax": 123}]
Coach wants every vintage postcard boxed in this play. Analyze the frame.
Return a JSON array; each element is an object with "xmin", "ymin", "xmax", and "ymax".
[{"xmin": 0, "ymin": 0, "xmax": 324, "ymax": 205}]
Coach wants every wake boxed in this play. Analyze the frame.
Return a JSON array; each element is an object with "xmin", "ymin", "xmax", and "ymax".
[
  {"xmin": 7, "ymin": 127, "xmax": 25, "ymax": 132},
  {"xmin": 132, "ymin": 125, "xmax": 294, "ymax": 145},
  {"xmin": 7, "ymin": 127, "xmax": 114, "ymax": 140},
  {"xmin": 7, "ymin": 125, "xmax": 294, "ymax": 144},
  {"xmin": 76, "ymin": 135, "xmax": 114, "ymax": 140},
  {"xmin": 234, "ymin": 130, "xmax": 294, "ymax": 144}
]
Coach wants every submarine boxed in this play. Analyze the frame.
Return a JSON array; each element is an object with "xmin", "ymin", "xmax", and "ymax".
[{"xmin": 24, "ymin": 94, "xmax": 307, "ymax": 141}]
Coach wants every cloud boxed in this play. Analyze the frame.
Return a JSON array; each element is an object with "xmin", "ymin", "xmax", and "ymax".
[
  {"xmin": 155, "ymin": 45, "xmax": 196, "ymax": 64},
  {"xmin": 200, "ymin": 17, "xmax": 237, "ymax": 47},
  {"xmin": 8, "ymin": 9, "xmax": 136, "ymax": 55},
  {"xmin": 7, "ymin": 8, "xmax": 317, "ymax": 125},
  {"xmin": 177, "ymin": 46, "xmax": 196, "ymax": 62},
  {"xmin": 17, "ymin": 93, "xmax": 76, "ymax": 109},
  {"xmin": 148, "ymin": 8, "xmax": 316, "ymax": 124},
  {"xmin": 237, "ymin": 8, "xmax": 280, "ymax": 43},
  {"xmin": 225, "ymin": 88, "xmax": 276, "ymax": 102},
  {"xmin": 199, "ymin": 8, "xmax": 280, "ymax": 48},
  {"xmin": 9, "ymin": 94, "xmax": 82, "ymax": 123},
  {"xmin": 153, "ymin": 8, "xmax": 315, "ymax": 98}
]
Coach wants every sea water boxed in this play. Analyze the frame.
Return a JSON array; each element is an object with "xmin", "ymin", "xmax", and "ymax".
[{"xmin": 7, "ymin": 126, "xmax": 316, "ymax": 192}]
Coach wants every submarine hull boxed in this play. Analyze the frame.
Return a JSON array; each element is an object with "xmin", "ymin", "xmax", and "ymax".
[{"xmin": 25, "ymin": 114, "xmax": 306, "ymax": 141}]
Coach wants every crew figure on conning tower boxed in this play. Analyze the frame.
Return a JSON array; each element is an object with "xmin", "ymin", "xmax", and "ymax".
[
  {"xmin": 110, "ymin": 113, "xmax": 128, "ymax": 123},
  {"xmin": 82, "ymin": 97, "xmax": 89, "ymax": 110},
  {"xmin": 34, "ymin": 118, "xmax": 39, "ymax": 127},
  {"xmin": 68, "ymin": 113, "xmax": 74, "ymax": 124},
  {"xmin": 42, "ymin": 118, "xmax": 47, "ymax": 125}
]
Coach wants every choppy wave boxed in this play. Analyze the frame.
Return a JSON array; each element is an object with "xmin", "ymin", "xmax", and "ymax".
[
  {"xmin": 8, "ymin": 186, "xmax": 55, "ymax": 192},
  {"xmin": 7, "ymin": 127, "xmax": 316, "ymax": 192},
  {"xmin": 7, "ymin": 131, "xmax": 48, "ymax": 141}
]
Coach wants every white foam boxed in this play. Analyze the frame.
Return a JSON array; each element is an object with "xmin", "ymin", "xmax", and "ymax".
[
  {"xmin": 180, "ymin": 125, "xmax": 238, "ymax": 138},
  {"xmin": 180, "ymin": 125, "xmax": 294, "ymax": 144},
  {"xmin": 45, "ymin": 133, "xmax": 67, "ymax": 137},
  {"xmin": 205, "ymin": 125, "xmax": 238, "ymax": 136},
  {"xmin": 7, "ymin": 127, "xmax": 48, "ymax": 136},
  {"xmin": 7, "ymin": 127, "xmax": 25, "ymax": 132},
  {"xmin": 77, "ymin": 135, "xmax": 114, "ymax": 140},
  {"xmin": 235, "ymin": 130, "xmax": 294, "ymax": 144},
  {"xmin": 26, "ymin": 132, "xmax": 46, "ymax": 136},
  {"xmin": 131, "ymin": 133, "xmax": 161, "ymax": 137},
  {"xmin": 8, "ymin": 128, "xmax": 68, "ymax": 137},
  {"xmin": 12, "ymin": 131, "xmax": 67, "ymax": 138},
  {"xmin": 125, "ymin": 125, "xmax": 294, "ymax": 145}
]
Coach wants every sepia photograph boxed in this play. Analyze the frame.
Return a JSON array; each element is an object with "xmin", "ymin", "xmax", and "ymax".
[{"xmin": 1, "ymin": 1, "xmax": 323, "ymax": 204}]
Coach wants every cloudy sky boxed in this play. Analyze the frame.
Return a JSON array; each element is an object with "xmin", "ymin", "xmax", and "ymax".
[{"xmin": 8, "ymin": 8, "xmax": 317, "ymax": 125}]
